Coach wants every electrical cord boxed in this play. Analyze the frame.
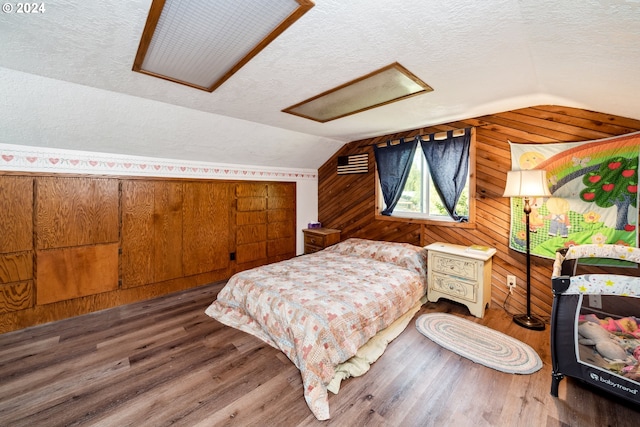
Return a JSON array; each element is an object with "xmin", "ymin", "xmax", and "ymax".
[
  {"xmin": 501, "ymin": 290, "xmax": 551, "ymax": 325},
  {"xmin": 501, "ymin": 290, "xmax": 516, "ymax": 316}
]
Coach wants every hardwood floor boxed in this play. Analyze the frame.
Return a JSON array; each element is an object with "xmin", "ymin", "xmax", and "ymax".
[{"xmin": 0, "ymin": 281, "xmax": 637, "ymax": 426}]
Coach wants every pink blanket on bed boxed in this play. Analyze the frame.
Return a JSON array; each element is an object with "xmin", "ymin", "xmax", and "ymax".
[{"xmin": 205, "ymin": 238, "xmax": 427, "ymax": 420}]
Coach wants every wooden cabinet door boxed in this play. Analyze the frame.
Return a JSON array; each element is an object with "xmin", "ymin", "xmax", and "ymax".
[
  {"xmin": 36, "ymin": 177, "xmax": 119, "ymax": 249},
  {"xmin": 122, "ymin": 180, "xmax": 232, "ymax": 288},
  {"xmin": 121, "ymin": 180, "xmax": 184, "ymax": 286},
  {"xmin": 121, "ymin": 180, "xmax": 154, "ymax": 288},
  {"xmin": 267, "ymin": 183, "xmax": 296, "ymax": 261},
  {"xmin": 0, "ymin": 176, "xmax": 34, "ymax": 313},
  {"xmin": 235, "ymin": 183, "xmax": 268, "ymax": 265},
  {"xmin": 0, "ymin": 176, "xmax": 33, "ymax": 254},
  {"xmin": 153, "ymin": 182, "xmax": 183, "ymax": 282},
  {"xmin": 35, "ymin": 177, "xmax": 119, "ymax": 304},
  {"xmin": 234, "ymin": 182, "xmax": 296, "ymax": 268},
  {"xmin": 183, "ymin": 181, "xmax": 230, "ymax": 276}
]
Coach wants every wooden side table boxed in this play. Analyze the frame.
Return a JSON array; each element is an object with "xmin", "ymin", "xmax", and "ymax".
[
  {"xmin": 425, "ymin": 242, "xmax": 496, "ymax": 318},
  {"xmin": 303, "ymin": 228, "xmax": 341, "ymax": 254}
]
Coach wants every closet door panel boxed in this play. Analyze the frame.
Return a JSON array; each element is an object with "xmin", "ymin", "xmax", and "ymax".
[
  {"xmin": 36, "ymin": 177, "xmax": 118, "ymax": 249},
  {"xmin": 267, "ymin": 183, "xmax": 296, "ymax": 260},
  {"xmin": 235, "ymin": 183, "xmax": 268, "ymax": 267},
  {"xmin": 36, "ymin": 243, "xmax": 119, "ymax": 305},
  {"xmin": 153, "ymin": 182, "xmax": 183, "ymax": 283},
  {"xmin": 183, "ymin": 182, "xmax": 230, "ymax": 276},
  {"xmin": 0, "ymin": 176, "xmax": 33, "ymax": 253},
  {"xmin": 121, "ymin": 180, "xmax": 154, "ymax": 288}
]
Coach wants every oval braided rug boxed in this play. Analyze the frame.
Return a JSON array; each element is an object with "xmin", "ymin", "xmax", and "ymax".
[{"xmin": 415, "ymin": 313, "xmax": 543, "ymax": 374}]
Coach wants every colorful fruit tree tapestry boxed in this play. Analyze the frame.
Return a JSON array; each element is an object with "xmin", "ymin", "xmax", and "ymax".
[{"xmin": 508, "ymin": 131, "xmax": 640, "ymax": 265}]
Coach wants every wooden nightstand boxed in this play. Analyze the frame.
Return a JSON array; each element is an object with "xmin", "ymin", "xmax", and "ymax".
[
  {"xmin": 303, "ymin": 228, "xmax": 341, "ymax": 254},
  {"xmin": 425, "ymin": 242, "xmax": 497, "ymax": 318}
]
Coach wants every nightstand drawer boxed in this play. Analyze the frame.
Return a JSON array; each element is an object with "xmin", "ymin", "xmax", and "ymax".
[
  {"xmin": 431, "ymin": 272, "xmax": 477, "ymax": 303},
  {"xmin": 304, "ymin": 233, "xmax": 326, "ymax": 247},
  {"xmin": 303, "ymin": 228, "xmax": 341, "ymax": 254},
  {"xmin": 430, "ymin": 252, "xmax": 480, "ymax": 281},
  {"xmin": 304, "ymin": 242, "xmax": 324, "ymax": 254}
]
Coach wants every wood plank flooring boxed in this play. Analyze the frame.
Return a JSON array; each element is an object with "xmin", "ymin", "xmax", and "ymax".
[{"xmin": 0, "ymin": 281, "xmax": 637, "ymax": 426}]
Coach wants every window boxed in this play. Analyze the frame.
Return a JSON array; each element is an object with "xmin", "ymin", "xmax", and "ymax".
[
  {"xmin": 392, "ymin": 149, "xmax": 469, "ymax": 219},
  {"xmin": 375, "ymin": 129, "xmax": 475, "ymax": 226}
]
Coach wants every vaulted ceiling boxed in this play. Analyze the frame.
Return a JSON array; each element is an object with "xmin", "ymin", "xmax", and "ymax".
[{"xmin": 1, "ymin": 0, "xmax": 639, "ymax": 169}]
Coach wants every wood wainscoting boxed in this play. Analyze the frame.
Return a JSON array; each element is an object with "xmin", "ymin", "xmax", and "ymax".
[
  {"xmin": 0, "ymin": 175, "xmax": 295, "ymax": 333},
  {"xmin": 318, "ymin": 105, "xmax": 640, "ymax": 319}
]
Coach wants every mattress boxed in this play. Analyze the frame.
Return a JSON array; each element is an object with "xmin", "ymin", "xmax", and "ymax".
[{"xmin": 205, "ymin": 238, "xmax": 427, "ymax": 420}]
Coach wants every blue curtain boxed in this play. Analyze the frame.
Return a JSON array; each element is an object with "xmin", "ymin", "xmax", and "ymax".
[
  {"xmin": 373, "ymin": 138, "xmax": 418, "ymax": 215},
  {"xmin": 419, "ymin": 129, "xmax": 471, "ymax": 222}
]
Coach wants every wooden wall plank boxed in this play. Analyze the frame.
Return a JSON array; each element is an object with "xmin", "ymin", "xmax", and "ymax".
[
  {"xmin": 236, "ymin": 183, "xmax": 267, "ymax": 198},
  {"xmin": 526, "ymin": 106, "xmax": 640, "ymax": 133},
  {"xmin": 121, "ymin": 180, "xmax": 154, "ymax": 288},
  {"xmin": 318, "ymin": 105, "xmax": 640, "ymax": 318},
  {"xmin": 267, "ymin": 197, "xmax": 295, "ymax": 210},
  {"xmin": 267, "ymin": 209, "xmax": 290, "ymax": 224},
  {"xmin": 36, "ymin": 243, "xmax": 119, "ymax": 305},
  {"xmin": 0, "ymin": 253, "xmax": 33, "ymax": 317},
  {"xmin": 236, "ymin": 242, "xmax": 267, "ymax": 264},
  {"xmin": 0, "ymin": 176, "xmax": 33, "ymax": 253},
  {"xmin": 0, "ymin": 252, "xmax": 32, "ymax": 284},
  {"xmin": 237, "ymin": 211, "xmax": 267, "ymax": 226},
  {"xmin": 36, "ymin": 177, "xmax": 118, "ymax": 249},
  {"xmin": 237, "ymin": 197, "xmax": 267, "ymax": 212},
  {"xmin": 183, "ymin": 182, "xmax": 230, "ymax": 276},
  {"xmin": 268, "ymin": 183, "xmax": 295, "ymax": 198},
  {"xmin": 267, "ymin": 183, "xmax": 296, "ymax": 263},
  {"xmin": 237, "ymin": 224, "xmax": 267, "ymax": 245},
  {"xmin": 268, "ymin": 221, "xmax": 293, "ymax": 239},
  {"xmin": 268, "ymin": 237, "xmax": 295, "ymax": 258},
  {"xmin": 0, "ymin": 281, "xmax": 32, "ymax": 314},
  {"xmin": 153, "ymin": 181, "xmax": 183, "ymax": 283},
  {"xmin": 236, "ymin": 183, "xmax": 268, "ymax": 268}
]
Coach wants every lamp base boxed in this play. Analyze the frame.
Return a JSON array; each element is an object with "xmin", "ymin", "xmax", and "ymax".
[{"xmin": 513, "ymin": 313, "xmax": 545, "ymax": 331}]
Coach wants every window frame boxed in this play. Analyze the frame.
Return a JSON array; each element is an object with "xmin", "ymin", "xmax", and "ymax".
[{"xmin": 374, "ymin": 128, "xmax": 477, "ymax": 228}]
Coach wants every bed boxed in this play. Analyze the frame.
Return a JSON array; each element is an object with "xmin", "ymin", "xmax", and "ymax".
[
  {"xmin": 205, "ymin": 238, "xmax": 428, "ymax": 420},
  {"xmin": 550, "ymin": 244, "xmax": 640, "ymax": 406}
]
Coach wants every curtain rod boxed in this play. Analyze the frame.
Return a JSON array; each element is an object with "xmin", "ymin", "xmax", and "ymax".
[{"xmin": 375, "ymin": 127, "xmax": 471, "ymax": 147}]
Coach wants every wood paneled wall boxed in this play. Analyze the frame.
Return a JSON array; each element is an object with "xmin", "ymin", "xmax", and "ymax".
[
  {"xmin": 318, "ymin": 105, "xmax": 640, "ymax": 318},
  {"xmin": 0, "ymin": 175, "xmax": 295, "ymax": 333}
]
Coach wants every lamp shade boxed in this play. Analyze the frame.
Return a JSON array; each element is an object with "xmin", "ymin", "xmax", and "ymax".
[{"xmin": 502, "ymin": 170, "xmax": 552, "ymax": 198}]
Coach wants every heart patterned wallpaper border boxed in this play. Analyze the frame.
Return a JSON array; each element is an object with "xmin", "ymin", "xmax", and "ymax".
[{"xmin": 0, "ymin": 144, "xmax": 317, "ymax": 181}]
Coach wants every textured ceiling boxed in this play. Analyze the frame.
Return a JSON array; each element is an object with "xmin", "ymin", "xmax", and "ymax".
[{"xmin": 1, "ymin": 0, "xmax": 640, "ymax": 169}]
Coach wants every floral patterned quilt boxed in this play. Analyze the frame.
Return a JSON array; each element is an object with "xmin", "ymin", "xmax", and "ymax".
[{"xmin": 205, "ymin": 238, "xmax": 427, "ymax": 420}]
